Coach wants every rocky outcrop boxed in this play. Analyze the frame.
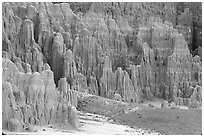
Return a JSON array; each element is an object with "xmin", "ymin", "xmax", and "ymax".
[
  {"xmin": 8, "ymin": 119, "xmax": 23, "ymax": 132},
  {"xmin": 2, "ymin": 2, "xmax": 202, "ymax": 115},
  {"xmin": 115, "ymin": 67, "xmax": 124, "ymax": 96},
  {"xmin": 114, "ymin": 93, "xmax": 122, "ymax": 101},
  {"xmin": 99, "ymin": 57, "xmax": 140, "ymax": 103},
  {"xmin": 167, "ymin": 33, "xmax": 202, "ymax": 105},
  {"xmin": 88, "ymin": 76, "xmax": 99, "ymax": 95},
  {"xmin": 51, "ymin": 33, "xmax": 65, "ymax": 84},
  {"xmin": 2, "ymin": 81, "xmax": 21, "ymax": 130},
  {"xmin": 123, "ymin": 71, "xmax": 137, "ymax": 103},
  {"xmin": 100, "ymin": 56, "xmax": 116, "ymax": 98},
  {"xmin": 189, "ymin": 85, "xmax": 202, "ymax": 108},
  {"xmin": 64, "ymin": 49, "xmax": 77, "ymax": 86},
  {"xmin": 2, "ymin": 58, "xmax": 79, "ymax": 131}
]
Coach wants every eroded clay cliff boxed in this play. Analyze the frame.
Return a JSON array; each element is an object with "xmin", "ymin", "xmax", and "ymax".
[{"xmin": 2, "ymin": 2, "xmax": 202, "ymax": 132}]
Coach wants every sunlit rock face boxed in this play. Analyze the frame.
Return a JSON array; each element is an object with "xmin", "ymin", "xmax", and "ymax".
[
  {"xmin": 2, "ymin": 58, "xmax": 79, "ymax": 131},
  {"xmin": 2, "ymin": 2, "xmax": 202, "ymax": 131}
]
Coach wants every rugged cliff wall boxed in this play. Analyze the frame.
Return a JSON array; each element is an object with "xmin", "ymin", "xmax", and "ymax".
[
  {"xmin": 2, "ymin": 57, "xmax": 79, "ymax": 131},
  {"xmin": 2, "ymin": 2, "xmax": 202, "ymax": 131}
]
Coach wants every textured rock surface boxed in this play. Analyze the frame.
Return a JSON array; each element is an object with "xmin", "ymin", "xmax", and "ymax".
[
  {"xmin": 2, "ymin": 58, "xmax": 79, "ymax": 131},
  {"xmin": 189, "ymin": 85, "xmax": 202, "ymax": 108},
  {"xmin": 2, "ymin": 2, "xmax": 202, "ymax": 131},
  {"xmin": 8, "ymin": 119, "xmax": 23, "ymax": 132}
]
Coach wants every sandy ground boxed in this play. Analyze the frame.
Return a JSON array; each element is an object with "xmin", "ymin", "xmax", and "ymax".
[
  {"xmin": 112, "ymin": 107, "xmax": 202, "ymax": 135},
  {"xmin": 2, "ymin": 111, "xmax": 161, "ymax": 135},
  {"xmin": 77, "ymin": 111, "xmax": 161, "ymax": 135}
]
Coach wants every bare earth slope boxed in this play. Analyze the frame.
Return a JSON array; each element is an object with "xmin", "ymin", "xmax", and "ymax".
[
  {"xmin": 112, "ymin": 108, "xmax": 202, "ymax": 135},
  {"xmin": 77, "ymin": 92, "xmax": 202, "ymax": 135}
]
